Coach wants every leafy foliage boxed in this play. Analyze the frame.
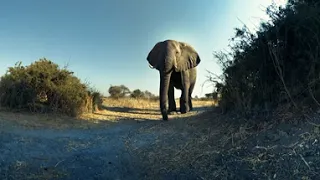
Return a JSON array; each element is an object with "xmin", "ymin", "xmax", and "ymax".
[
  {"xmin": 108, "ymin": 85, "xmax": 158, "ymax": 100},
  {"xmin": 87, "ymin": 87, "xmax": 104, "ymax": 112},
  {"xmin": 108, "ymin": 85, "xmax": 131, "ymax": 98},
  {"xmin": 212, "ymin": 0, "xmax": 320, "ymax": 114},
  {"xmin": 0, "ymin": 58, "xmax": 103, "ymax": 116},
  {"xmin": 130, "ymin": 89, "xmax": 144, "ymax": 98},
  {"xmin": 142, "ymin": 90, "xmax": 156, "ymax": 100}
]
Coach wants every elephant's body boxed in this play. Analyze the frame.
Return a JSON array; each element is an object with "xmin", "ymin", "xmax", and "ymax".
[
  {"xmin": 170, "ymin": 69, "xmax": 196, "ymax": 90},
  {"xmin": 168, "ymin": 68, "xmax": 197, "ymax": 113},
  {"xmin": 146, "ymin": 39, "xmax": 201, "ymax": 120}
]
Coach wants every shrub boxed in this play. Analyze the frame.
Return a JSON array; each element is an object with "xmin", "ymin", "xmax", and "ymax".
[
  {"xmin": 108, "ymin": 85, "xmax": 130, "ymax": 98},
  {"xmin": 211, "ymin": 0, "xmax": 320, "ymax": 115},
  {"xmin": 130, "ymin": 89, "xmax": 145, "ymax": 98},
  {"xmin": 87, "ymin": 88, "xmax": 104, "ymax": 112},
  {"xmin": 0, "ymin": 58, "xmax": 101, "ymax": 117}
]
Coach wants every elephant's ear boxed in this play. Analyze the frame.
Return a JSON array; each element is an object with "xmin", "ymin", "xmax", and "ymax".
[
  {"xmin": 176, "ymin": 42, "xmax": 201, "ymax": 71},
  {"xmin": 147, "ymin": 42, "xmax": 163, "ymax": 70}
]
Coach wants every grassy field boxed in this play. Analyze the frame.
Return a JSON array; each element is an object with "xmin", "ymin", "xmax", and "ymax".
[
  {"xmin": 81, "ymin": 97, "xmax": 216, "ymax": 121},
  {"xmin": 0, "ymin": 98, "xmax": 215, "ymax": 129}
]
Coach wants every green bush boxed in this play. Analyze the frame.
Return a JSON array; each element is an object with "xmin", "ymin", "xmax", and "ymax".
[
  {"xmin": 130, "ymin": 89, "xmax": 145, "ymax": 98},
  {"xmin": 108, "ymin": 85, "xmax": 130, "ymax": 99},
  {"xmin": 212, "ymin": 0, "xmax": 320, "ymax": 115},
  {"xmin": 87, "ymin": 88, "xmax": 104, "ymax": 111},
  {"xmin": 0, "ymin": 58, "xmax": 102, "ymax": 117}
]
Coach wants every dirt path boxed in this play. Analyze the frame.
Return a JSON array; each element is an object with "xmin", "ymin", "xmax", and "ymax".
[
  {"xmin": 0, "ymin": 102, "xmax": 213, "ymax": 180},
  {"xmin": 1, "ymin": 100, "xmax": 320, "ymax": 180},
  {"xmin": 1, "ymin": 122, "xmax": 140, "ymax": 179}
]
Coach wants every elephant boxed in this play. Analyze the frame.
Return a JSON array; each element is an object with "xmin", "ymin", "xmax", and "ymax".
[{"xmin": 146, "ymin": 39, "xmax": 201, "ymax": 120}]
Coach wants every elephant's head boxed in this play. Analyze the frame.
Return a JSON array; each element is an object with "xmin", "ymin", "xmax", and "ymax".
[
  {"xmin": 146, "ymin": 40, "xmax": 201, "ymax": 120},
  {"xmin": 146, "ymin": 40, "xmax": 201, "ymax": 72}
]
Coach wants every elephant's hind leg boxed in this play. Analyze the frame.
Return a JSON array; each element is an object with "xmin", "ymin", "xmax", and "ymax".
[{"xmin": 188, "ymin": 96, "xmax": 193, "ymax": 111}]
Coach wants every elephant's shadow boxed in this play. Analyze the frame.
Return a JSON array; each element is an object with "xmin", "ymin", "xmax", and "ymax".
[
  {"xmin": 97, "ymin": 105, "xmax": 211, "ymax": 119},
  {"xmin": 99, "ymin": 105, "xmax": 160, "ymax": 115}
]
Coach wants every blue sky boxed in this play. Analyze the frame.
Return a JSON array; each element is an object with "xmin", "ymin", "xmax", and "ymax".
[{"xmin": 0, "ymin": 0, "xmax": 287, "ymax": 97}]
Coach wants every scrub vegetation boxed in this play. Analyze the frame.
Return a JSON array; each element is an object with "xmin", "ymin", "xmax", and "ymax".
[{"xmin": 1, "ymin": 0, "xmax": 320, "ymax": 179}]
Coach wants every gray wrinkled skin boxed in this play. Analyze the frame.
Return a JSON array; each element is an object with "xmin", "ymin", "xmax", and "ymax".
[{"xmin": 147, "ymin": 40, "xmax": 201, "ymax": 120}]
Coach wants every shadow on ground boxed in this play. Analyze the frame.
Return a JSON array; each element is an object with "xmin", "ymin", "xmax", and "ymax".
[
  {"xmin": 0, "ymin": 105, "xmax": 215, "ymax": 180},
  {"xmin": 3, "ymin": 105, "xmax": 317, "ymax": 180},
  {"xmin": 100, "ymin": 104, "xmax": 212, "ymax": 117},
  {"xmin": 101, "ymin": 105, "xmax": 156, "ymax": 112},
  {"xmin": 100, "ymin": 105, "xmax": 159, "ymax": 115}
]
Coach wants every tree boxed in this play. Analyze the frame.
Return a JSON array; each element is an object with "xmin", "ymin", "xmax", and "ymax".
[
  {"xmin": 108, "ymin": 85, "xmax": 130, "ymax": 98},
  {"xmin": 205, "ymin": 92, "xmax": 218, "ymax": 99},
  {"xmin": 143, "ymin": 90, "xmax": 155, "ymax": 99},
  {"xmin": 130, "ymin": 89, "xmax": 144, "ymax": 98}
]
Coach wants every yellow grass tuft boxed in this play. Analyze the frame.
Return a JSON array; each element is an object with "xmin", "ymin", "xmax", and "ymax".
[
  {"xmin": 102, "ymin": 97, "xmax": 215, "ymax": 109},
  {"xmin": 0, "ymin": 97, "xmax": 216, "ymax": 129},
  {"xmin": 80, "ymin": 97, "xmax": 216, "ymax": 122}
]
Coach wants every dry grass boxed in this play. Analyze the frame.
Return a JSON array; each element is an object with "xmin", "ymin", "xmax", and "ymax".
[
  {"xmin": 0, "ymin": 109, "xmax": 105, "ymax": 130},
  {"xmin": 102, "ymin": 97, "xmax": 215, "ymax": 110},
  {"xmin": 1, "ymin": 97, "xmax": 320, "ymax": 179},
  {"xmin": 123, "ymin": 112, "xmax": 232, "ymax": 179},
  {"xmin": 80, "ymin": 97, "xmax": 216, "ymax": 122},
  {"xmin": 0, "ymin": 98, "xmax": 215, "ymax": 129},
  {"xmin": 0, "ymin": 97, "xmax": 217, "ymax": 179},
  {"xmin": 121, "ymin": 106, "xmax": 320, "ymax": 179}
]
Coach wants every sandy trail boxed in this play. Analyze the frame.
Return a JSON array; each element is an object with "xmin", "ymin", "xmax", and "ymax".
[
  {"xmin": 2, "ymin": 99, "xmax": 319, "ymax": 180},
  {"xmin": 0, "ymin": 101, "xmax": 213, "ymax": 180}
]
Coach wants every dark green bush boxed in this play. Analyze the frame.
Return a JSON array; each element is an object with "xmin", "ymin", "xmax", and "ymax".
[
  {"xmin": 87, "ymin": 88, "xmax": 104, "ymax": 111},
  {"xmin": 212, "ymin": 0, "xmax": 320, "ymax": 114},
  {"xmin": 108, "ymin": 85, "xmax": 131, "ymax": 99},
  {"xmin": 130, "ymin": 89, "xmax": 145, "ymax": 98},
  {"xmin": 0, "ymin": 58, "xmax": 102, "ymax": 116}
]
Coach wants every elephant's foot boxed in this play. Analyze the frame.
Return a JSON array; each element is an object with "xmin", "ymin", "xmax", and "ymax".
[
  {"xmin": 180, "ymin": 98, "xmax": 190, "ymax": 114},
  {"xmin": 189, "ymin": 100, "xmax": 193, "ymax": 111},
  {"xmin": 180, "ymin": 106, "xmax": 190, "ymax": 114},
  {"xmin": 168, "ymin": 108, "xmax": 177, "ymax": 115},
  {"xmin": 180, "ymin": 110, "xmax": 188, "ymax": 114},
  {"xmin": 161, "ymin": 109, "xmax": 168, "ymax": 121}
]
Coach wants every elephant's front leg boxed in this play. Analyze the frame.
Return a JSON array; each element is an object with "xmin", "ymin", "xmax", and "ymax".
[
  {"xmin": 168, "ymin": 82, "xmax": 177, "ymax": 114},
  {"xmin": 180, "ymin": 72, "xmax": 190, "ymax": 114},
  {"xmin": 180, "ymin": 88, "xmax": 190, "ymax": 114},
  {"xmin": 159, "ymin": 71, "xmax": 172, "ymax": 120}
]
